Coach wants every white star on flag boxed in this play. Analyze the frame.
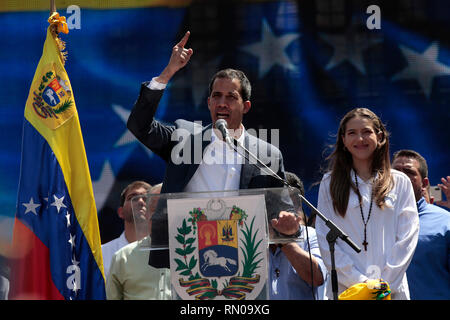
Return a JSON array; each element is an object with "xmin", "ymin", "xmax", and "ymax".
[
  {"xmin": 51, "ymin": 195, "xmax": 67, "ymax": 214},
  {"xmin": 65, "ymin": 212, "xmax": 71, "ymax": 228},
  {"xmin": 68, "ymin": 233, "xmax": 76, "ymax": 250},
  {"xmin": 22, "ymin": 197, "xmax": 41, "ymax": 215},
  {"xmin": 240, "ymin": 19, "xmax": 300, "ymax": 78},
  {"xmin": 71, "ymin": 255, "xmax": 80, "ymax": 266},
  {"xmin": 392, "ymin": 41, "xmax": 450, "ymax": 99}
]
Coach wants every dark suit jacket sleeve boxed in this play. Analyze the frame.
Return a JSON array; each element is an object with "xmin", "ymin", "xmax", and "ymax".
[
  {"xmin": 128, "ymin": 83, "xmax": 192, "ymax": 268},
  {"xmin": 127, "ymin": 83, "xmax": 175, "ymax": 162}
]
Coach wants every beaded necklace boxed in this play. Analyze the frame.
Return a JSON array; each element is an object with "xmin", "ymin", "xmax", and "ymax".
[{"xmin": 354, "ymin": 171, "xmax": 373, "ymax": 251}]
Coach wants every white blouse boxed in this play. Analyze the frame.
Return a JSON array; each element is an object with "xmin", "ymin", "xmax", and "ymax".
[{"xmin": 316, "ymin": 169, "xmax": 419, "ymax": 300}]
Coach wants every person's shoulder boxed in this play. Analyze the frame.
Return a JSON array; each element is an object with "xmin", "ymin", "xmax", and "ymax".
[
  {"xmin": 390, "ymin": 168, "xmax": 409, "ymax": 181},
  {"xmin": 249, "ymin": 131, "xmax": 282, "ymax": 155},
  {"xmin": 101, "ymin": 237, "xmax": 120, "ymax": 250},
  {"xmin": 316, "ymin": 172, "xmax": 332, "ymax": 196},
  {"xmin": 102, "ymin": 233, "xmax": 127, "ymax": 251},
  {"xmin": 174, "ymin": 119, "xmax": 208, "ymax": 132},
  {"xmin": 420, "ymin": 201, "xmax": 450, "ymax": 232},
  {"xmin": 390, "ymin": 168, "xmax": 413, "ymax": 188},
  {"xmin": 112, "ymin": 240, "xmax": 140, "ymax": 260},
  {"xmin": 425, "ymin": 202, "xmax": 450, "ymax": 218},
  {"xmin": 321, "ymin": 171, "xmax": 332, "ymax": 182}
]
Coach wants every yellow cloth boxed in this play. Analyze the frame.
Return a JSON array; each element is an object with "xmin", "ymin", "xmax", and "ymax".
[
  {"xmin": 48, "ymin": 12, "xmax": 69, "ymax": 34},
  {"xmin": 338, "ymin": 279, "xmax": 391, "ymax": 300},
  {"xmin": 24, "ymin": 18, "xmax": 104, "ymax": 280}
]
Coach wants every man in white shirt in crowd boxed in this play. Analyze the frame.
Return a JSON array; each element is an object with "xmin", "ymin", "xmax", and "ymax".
[
  {"xmin": 106, "ymin": 183, "xmax": 171, "ymax": 300},
  {"xmin": 101, "ymin": 180, "xmax": 151, "ymax": 278}
]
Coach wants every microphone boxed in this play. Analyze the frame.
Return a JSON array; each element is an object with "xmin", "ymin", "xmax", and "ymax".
[{"xmin": 215, "ymin": 119, "xmax": 233, "ymax": 145}]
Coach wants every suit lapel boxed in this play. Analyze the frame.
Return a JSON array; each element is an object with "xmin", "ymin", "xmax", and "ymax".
[
  {"xmin": 239, "ymin": 132, "xmax": 258, "ymax": 189},
  {"xmin": 182, "ymin": 124, "xmax": 212, "ymax": 188}
]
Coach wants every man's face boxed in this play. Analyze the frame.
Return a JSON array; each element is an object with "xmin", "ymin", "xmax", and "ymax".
[
  {"xmin": 392, "ymin": 156, "xmax": 427, "ymax": 202},
  {"xmin": 207, "ymin": 77, "xmax": 251, "ymax": 131},
  {"xmin": 118, "ymin": 187, "xmax": 148, "ymax": 223}
]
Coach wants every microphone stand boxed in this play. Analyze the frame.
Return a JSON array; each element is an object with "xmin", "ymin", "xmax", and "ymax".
[{"xmin": 225, "ymin": 135, "xmax": 361, "ymax": 300}]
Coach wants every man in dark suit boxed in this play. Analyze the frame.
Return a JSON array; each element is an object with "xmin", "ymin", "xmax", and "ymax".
[{"xmin": 127, "ymin": 31, "xmax": 300, "ymax": 267}]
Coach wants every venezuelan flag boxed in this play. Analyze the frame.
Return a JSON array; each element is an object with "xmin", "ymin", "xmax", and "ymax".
[{"xmin": 9, "ymin": 13, "xmax": 105, "ymax": 300}]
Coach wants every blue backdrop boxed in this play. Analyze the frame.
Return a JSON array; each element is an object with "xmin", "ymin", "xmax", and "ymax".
[{"xmin": 1, "ymin": 1, "xmax": 449, "ymax": 243}]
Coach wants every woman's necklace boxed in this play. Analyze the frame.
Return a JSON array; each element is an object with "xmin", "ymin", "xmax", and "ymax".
[{"xmin": 354, "ymin": 171, "xmax": 373, "ymax": 251}]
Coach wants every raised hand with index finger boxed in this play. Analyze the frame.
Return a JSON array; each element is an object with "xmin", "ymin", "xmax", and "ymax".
[{"xmin": 157, "ymin": 31, "xmax": 194, "ymax": 84}]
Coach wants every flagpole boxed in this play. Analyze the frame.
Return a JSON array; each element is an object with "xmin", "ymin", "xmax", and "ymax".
[
  {"xmin": 49, "ymin": 0, "xmax": 58, "ymax": 35},
  {"xmin": 50, "ymin": 0, "xmax": 56, "ymax": 15}
]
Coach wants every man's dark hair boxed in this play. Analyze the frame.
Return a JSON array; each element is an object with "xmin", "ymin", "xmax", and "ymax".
[
  {"xmin": 392, "ymin": 149, "xmax": 428, "ymax": 179},
  {"xmin": 208, "ymin": 68, "xmax": 251, "ymax": 101},
  {"xmin": 285, "ymin": 171, "xmax": 305, "ymax": 196},
  {"xmin": 120, "ymin": 181, "xmax": 151, "ymax": 207}
]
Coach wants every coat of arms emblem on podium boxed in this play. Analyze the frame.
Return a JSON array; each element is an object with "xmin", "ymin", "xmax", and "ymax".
[{"xmin": 168, "ymin": 195, "xmax": 268, "ymax": 300}]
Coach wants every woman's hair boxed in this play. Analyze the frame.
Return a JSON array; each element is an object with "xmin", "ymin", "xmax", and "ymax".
[{"xmin": 326, "ymin": 108, "xmax": 393, "ymax": 217}]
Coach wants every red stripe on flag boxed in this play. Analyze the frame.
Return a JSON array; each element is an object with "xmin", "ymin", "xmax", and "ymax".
[{"xmin": 9, "ymin": 219, "xmax": 64, "ymax": 300}]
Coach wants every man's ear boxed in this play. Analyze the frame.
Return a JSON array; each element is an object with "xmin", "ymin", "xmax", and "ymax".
[
  {"xmin": 243, "ymin": 100, "xmax": 251, "ymax": 114},
  {"xmin": 422, "ymin": 177, "xmax": 430, "ymax": 189},
  {"xmin": 117, "ymin": 207, "xmax": 124, "ymax": 219}
]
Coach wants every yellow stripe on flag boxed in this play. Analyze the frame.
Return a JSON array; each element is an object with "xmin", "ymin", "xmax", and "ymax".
[{"xmin": 24, "ymin": 25, "xmax": 105, "ymax": 281}]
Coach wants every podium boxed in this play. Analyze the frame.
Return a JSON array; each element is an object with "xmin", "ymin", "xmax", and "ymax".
[{"xmin": 131, "ymin": 187, "xmax": 305, "ymax": 300}]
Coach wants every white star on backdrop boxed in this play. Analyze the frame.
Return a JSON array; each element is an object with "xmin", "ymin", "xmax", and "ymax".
[
  {"xmin": 240, "ymin": 19, "xmax": 300, "ymax": 78},
  {"xmin": 320, "ymin": 31, "xmax": 383, "ymax": 74},
  {"xmin": 51, "ymin": 195, "xmax": 67, "ymax": 214},
  {"xmin": 112, "ymin": 104, "xmax": 154, "ymax": 158},
  {"xmin": 392, "ymin": 41, "xmax": 450, "ymax": 99},
  {"xmin": 171, "ymin": 56, "xmax": 222, "ymax": 109},
  {"xmin": 22, "ymin": 197, "xmax": 40, "ymax": 215},
  {"xmin": 92, "ymin": 160, "xmax": 115, "ymax": 210}
]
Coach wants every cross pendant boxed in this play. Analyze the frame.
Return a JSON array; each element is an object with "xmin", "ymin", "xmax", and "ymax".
[{"xmin": 362, "ymin": 240, "xmax": 368, "ymax": 251}]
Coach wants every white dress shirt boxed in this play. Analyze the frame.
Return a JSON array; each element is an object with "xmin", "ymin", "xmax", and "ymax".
[
  {"xmin": 184, "ymin": 127, "xmax": 245, "ymax": 193},
  {"xmin": 315, "ymin": 169, "xmax": 419, "ymax": 300},
  {"xmin": 101, "ymin": 232, "xmax": 130, "ymax": 279}
]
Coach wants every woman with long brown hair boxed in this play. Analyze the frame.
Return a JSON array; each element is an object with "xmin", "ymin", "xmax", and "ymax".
[{"xmin": 315, "ymin": 107, "xmax": 419, "ymax": 299}]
